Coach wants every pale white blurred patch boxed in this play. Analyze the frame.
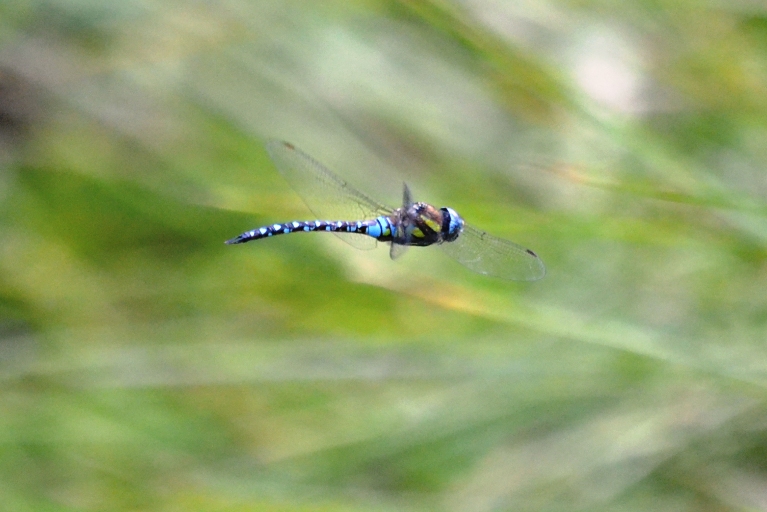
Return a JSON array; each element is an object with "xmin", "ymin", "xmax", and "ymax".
[
  {"xmin": 570, "ymin": 30, "xmax": 646, "ymax": 114},
  {"xmin": 462, "ymin": 1, "xmax": 649, "ymax": 115}
]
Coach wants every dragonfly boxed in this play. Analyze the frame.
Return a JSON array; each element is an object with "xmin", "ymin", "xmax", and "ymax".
[{"xmin": 226, "ymin": 141, "xmax": 545, "ymax": 281}]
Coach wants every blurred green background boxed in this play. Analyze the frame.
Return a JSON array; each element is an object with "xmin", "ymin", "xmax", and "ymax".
[{"xmin": 2, "ymin": 0, "xmax": 767, "ymax": 510}]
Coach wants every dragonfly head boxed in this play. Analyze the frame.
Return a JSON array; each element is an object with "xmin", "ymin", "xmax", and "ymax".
[{"xmin": 440, "ymin": 207, "xmax": 464, "ymax": 242}]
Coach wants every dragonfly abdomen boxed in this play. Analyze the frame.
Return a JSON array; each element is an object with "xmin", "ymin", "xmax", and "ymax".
[{"xmin": 225, "ymin": 216, "xmax": 394, "ymax": 245}]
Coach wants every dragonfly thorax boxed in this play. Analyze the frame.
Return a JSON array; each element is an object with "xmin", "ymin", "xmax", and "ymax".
[{"xmin": 389, "ymin": 202, "xmax": 464, "ymax": 247}]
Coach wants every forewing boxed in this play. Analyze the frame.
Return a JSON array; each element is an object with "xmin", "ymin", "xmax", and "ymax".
[
  {"xmin": 439, "ymin": 224, "xmax": 545, "ymax": 281},
  {"xmin": 266, "ymin": 140, "xmax": 392, "ymax": 250},
  {"xmin": 391, "ymin": 183, "xmax": 415, "ymax": 256}
]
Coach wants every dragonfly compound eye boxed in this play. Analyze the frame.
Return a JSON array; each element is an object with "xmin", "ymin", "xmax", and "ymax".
[{"xmin": 440, "ymin": 207, "xmax": 464, "ymax": 242}]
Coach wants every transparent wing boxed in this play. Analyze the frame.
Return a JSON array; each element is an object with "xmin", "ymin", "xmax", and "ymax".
[
  {"xmin": 266, "ymin": 140, "xmax": 393, "ymax": 250},
  {"xmin": 388, "ymin": 183, "xmax": 412, "ymax": 260},
  {"xmin": 389, "ymin": 242, "xmax": 409, "ymax": 260},
  {"xmin": 439, "ymin": 224, "xmax": 545, "ymax": 281}
]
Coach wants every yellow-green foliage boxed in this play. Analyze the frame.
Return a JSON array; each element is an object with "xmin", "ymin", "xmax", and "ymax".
[{"xmin": 1, "ymin": 1, "xmax": 766, "ymax": 510}]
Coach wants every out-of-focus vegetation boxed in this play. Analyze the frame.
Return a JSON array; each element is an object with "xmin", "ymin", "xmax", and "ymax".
[{"xmin": 2, "ymin": 1, "xmax": 767, "ymax": 510}]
